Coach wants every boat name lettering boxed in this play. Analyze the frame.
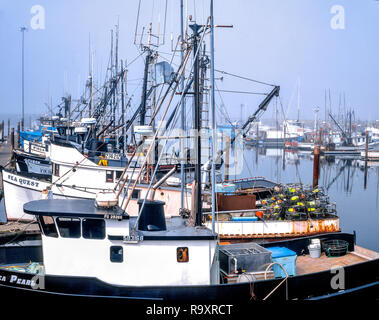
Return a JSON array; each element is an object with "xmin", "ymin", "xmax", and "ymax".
[
  {"xmin": 31, "ymin": 144, "xmax": 46, "ymax": 153},
  {"xmin": 25, "ymin": 159, "xmax": 40, "ymax": 165},
  {"xmin": 123, "ymin": 235, "xmax": 143, "ymax": 243},
  {"xmin": 7, "ymin": 174, "xmax": 39, "ymax": 188},
  {"xmin": 0, "ymin": 274, "xmax": 40, "ymax": 288},
  {"xmin": 104, "ymin": 214, "xmax": 123, "ymax": 220},
  {"xmin": 104, "ymin": 152, "xmax": 121, "ymax": 161}
]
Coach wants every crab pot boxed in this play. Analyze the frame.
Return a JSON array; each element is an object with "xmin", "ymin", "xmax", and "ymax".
[{"xmin": 219, "ymin": 243, "xmax": 272, "ymax": 274}]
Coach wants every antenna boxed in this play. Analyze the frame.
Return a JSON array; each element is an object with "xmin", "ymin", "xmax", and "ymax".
[
  {"xmin": 134, "ymin": 0, "xmax": 142, "ymax": 45},
  {"xmin": 297, "ymin": 77, "xmax": 300, "ymax": 122}
]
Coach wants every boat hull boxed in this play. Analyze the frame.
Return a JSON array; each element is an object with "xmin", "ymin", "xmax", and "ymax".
[
  {"xmin": 1, "ymin": 168, "xmax": 191, "ymax": 222},
  {"xmin": 206, "ymin": 217, "xmax": 340, "ymax": 240},
  {"xmin": 0, "ymin": 233, "xmax": 377, "ymax": 304},
  {"xmin": 1, "ymin": 170, "xmax": 50, "ymax": 221},
  {"xmin": 14, "ymin": 151, "xmax": 51, "ymax": 177}
]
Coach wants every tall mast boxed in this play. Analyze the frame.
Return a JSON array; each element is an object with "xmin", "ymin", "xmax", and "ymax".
[
  {"xmin": 121, "ymin": 59, "xmax": 125, "ymax": 153},
  {"xmin": 21, "ymin": 26, "xmax": 27, "ymax": 130},
  {"xmin": 88, "ymin": 34, "xmax": 94, "ymax": 117},
  {"xmin": 140, "ymin": 49, "xmax": 152, "ymax": 126},
  {"xmin": 189, "ymin": 23, "xmax": 202, "ymax": 226},
  {"xmin": 210, "ymin": 0, "xmax": 216, "ymax": 232},
  {"xmin": 297, "ymin": 77, "xmax": 300, "ymax": 122},
  {"xmin": 180, "ymin": 0, "xmax": 186, "ymax": 210},
  {"xmin": 115, "ymin": 22, "xmax": 120, "ymax": 146}
]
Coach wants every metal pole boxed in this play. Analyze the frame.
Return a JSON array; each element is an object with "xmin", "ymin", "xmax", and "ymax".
[
  {"xmin": 189, "ymin": 23, "xmax": 202, "ymax": 226},
  {"xmin": 210, "ymin": 0, "xmax": 216, "ymax": 232},
  {"xmin": 225, "ymin": 135, "xmax": 230, "ymax": 181},
  {"xmin": 21, "ymin": 27, "xmax": 27, "ymax": 131},
  {"xmin": 180, "ymin": 0, "xmax": 186, "ymax": 211},
  {"xmin": 17, "ymin": 121, "xmax": 21, "ymax": 149},
  {"xmin": 364, "ymin": 130, "xmax": 369, "ymax": 189},
  {"xmin": 140, "ymin": 49, "xmax": 151, "ymax": 126},
  {"xmin": 121, "ymin": 60, "xmax": 125, "ymax": 154}
]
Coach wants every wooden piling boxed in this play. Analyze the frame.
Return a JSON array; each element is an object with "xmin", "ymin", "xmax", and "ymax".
[
  {"xmin": 364, "ymin": 131, "xmax": 369, "ymax": 189},
  {"xmin": 10, "ymin": 128, "xmax": 14, "ymax": 152},
  {"xmin": 0, "ymin": 121, "xmax": 3, "ymax": 141},
  {"xmin": 313, "ymin": 145, "xmax": 320, "ymax": 188},
  {"xmin": 17, "ymin": 122, "xmax": 20, "ymax": 148}
]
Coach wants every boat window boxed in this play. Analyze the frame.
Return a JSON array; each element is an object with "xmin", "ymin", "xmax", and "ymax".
[
  {"xmin": 106, "ymin": 170, "xmax": 114, "ymax": 183},
  {"xmin": 38, "ymin": 216, "xmax": 58, "ymax": 238},
  {"xmin": 110, "ymin": 246, "xmax": 123, "ymax": 263},
  {"xmin": 82, "ymin": 219, "xmax": 105, "ymax": 240},
  {"xmin": 115, "ymin": 171, "xmax": 123, "ymax": 180},
  {"xmin": 53, "ymin": 163, "xmax": 60, "ymax": 177},
  {"xmin": 131, "ymin": 189, "xmax": 141, "ymax": 199},
  {"xmin": 56, "ymin": 217, "xmax": 81, "ymax": 238},
  {"xmin": 177, "ymin": 247, "xmax": 189, "ymax": 263}
]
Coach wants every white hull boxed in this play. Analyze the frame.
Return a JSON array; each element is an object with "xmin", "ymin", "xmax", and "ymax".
[
  {"xmin": 2, "ymin": 171, "xmax": 49, "ymax": 221},
  {"xmin": 16, "ymin": 158, "xmax": 52, "ymax": 176},
  {"xmin": 1, "ymin": 168, "xmax": 191, "ymax": 222}
]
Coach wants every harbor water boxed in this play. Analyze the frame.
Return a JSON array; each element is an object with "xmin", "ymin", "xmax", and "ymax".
[{"xmin": 232, "ymin": 145, "xmax": 379, "ymax": 252}]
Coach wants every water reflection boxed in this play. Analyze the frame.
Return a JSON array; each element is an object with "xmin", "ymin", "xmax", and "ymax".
[{"xmin": 240, "ymin": 145, "xmax": 379, "ymax": 251}]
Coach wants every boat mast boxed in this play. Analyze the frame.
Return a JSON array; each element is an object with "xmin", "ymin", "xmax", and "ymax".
[
  {"xmin": 180, "ymin": 0, "xmax": 186, "ymax": 210},
  {"xmin": 210, "ymin": 0, "xmax": 216, "ymax": 232},
  {"xmin": 189, "ymin": 23, "xmax": 202, "ymax": 226},
  {"xmin": 297, "ymin": 77, "xmax": 300, "ymax": 123},
  {"xmin": 140, "ymin": 48, "xmax": 152, "ymax": 126}
]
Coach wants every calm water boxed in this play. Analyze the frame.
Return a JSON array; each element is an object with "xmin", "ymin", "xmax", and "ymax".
[
  {"xmin": 227, "ymin": 145, "xmax": 379, "ymax": 252},
  {"xmin": 1, "ymin": 142, "xmax": 379, "ymax": 252}
]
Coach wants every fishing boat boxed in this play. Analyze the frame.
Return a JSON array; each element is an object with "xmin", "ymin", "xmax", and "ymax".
[
  {"xmin": 245, "ymin": 120, "xmax": 305, "ymax": 148},
  {"xmin": 0, "ymin": 198, "xmax": 377, "ymax": 304}
]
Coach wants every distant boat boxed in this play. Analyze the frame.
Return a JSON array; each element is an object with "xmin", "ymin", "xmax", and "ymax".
[{"xmin": 245, "ymin": 120, "xmax": 306, "ymax": 147}]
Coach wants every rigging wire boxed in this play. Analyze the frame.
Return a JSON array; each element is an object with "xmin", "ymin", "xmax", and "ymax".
[
  {"xmin": 214, "ymin": 69, "xmax": 276, "ymax": 87},
  {"xmin": 216, "ymin": 89, "xmax": 268, "ymax": 96}
]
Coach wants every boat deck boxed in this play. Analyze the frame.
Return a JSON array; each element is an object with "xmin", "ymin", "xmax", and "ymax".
[
  {"xmin": 296, "ymin": 246, "xmax": 379, "ymax": 275},
  {"xmin": 296, "ymin": 252, "xmax": 366, "ymax": 275},
  {"xmin": 0, "ymin": 222, "xmax": 40, "ymax": 234}
]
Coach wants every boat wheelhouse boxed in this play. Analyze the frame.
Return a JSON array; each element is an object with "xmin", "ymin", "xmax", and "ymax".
[{"xmin": 25, "ymin": 199, "xmax": 218, "ymax": 286}]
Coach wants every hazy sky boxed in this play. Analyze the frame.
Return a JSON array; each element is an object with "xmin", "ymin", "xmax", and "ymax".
[{"xmin": 1, "ymin": 0, "xmax": 379, "ymax": 123}]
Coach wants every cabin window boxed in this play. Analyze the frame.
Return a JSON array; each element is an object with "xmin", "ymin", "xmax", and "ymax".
[
  {"xmin": 38, "ymin": 216, "xmax": 58, "ymax": 238},
  {"xmin": 110, "ymin": 246, "xmax": 123, "ymax": 263},
  {"xmin": 56, "ymin": 217, "xmax": 81, "ymax": 238},
  {"xmin": 53, "ymin": 163, "xmax": 60, "ymax": 177},
  {"xmin": 131, "ymin": 189, "xmax": 141, "ymax": 199},
  {"xmin": 82, "ymin": 219, "xmax": 105, "ymax": 240},
  {"xmin": 115, "ymin": 171, "xmax": 123, "ymax": 180},
  {"xmin": 106, "ymin": 170, "xmax": 114, "ymax": 183},
  {"xmin": 177, "ymin": 247, "xmax": 189, "ymax": 263}
]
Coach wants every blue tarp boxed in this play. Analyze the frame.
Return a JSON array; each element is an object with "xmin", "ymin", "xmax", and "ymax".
[{"xmin": 20, "ymin": 125, "xmax": 57, "ymax": 146}]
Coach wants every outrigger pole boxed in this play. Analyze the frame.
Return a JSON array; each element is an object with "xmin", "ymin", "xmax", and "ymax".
[{"xmin": 210, "ymin": 0, "xmax": 216, "ymax": 232}]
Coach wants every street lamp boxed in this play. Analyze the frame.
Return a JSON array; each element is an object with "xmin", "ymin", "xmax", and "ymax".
[{"xmin": 20, "ymin": 26, "xmax": 27, "ymax": 131}]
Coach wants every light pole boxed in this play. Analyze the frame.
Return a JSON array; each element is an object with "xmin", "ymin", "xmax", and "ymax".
[{"xmin": 20, "ymin": 26, "xmax": 27, "ymax": 131}]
